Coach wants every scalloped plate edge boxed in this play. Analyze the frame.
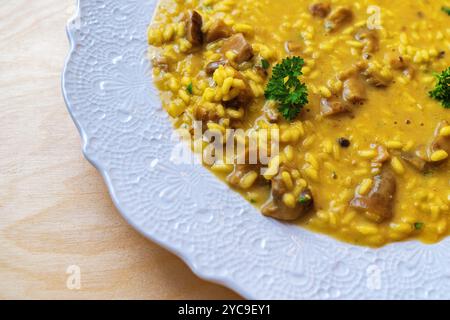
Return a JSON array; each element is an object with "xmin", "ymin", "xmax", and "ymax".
[{"xmin": 61, "ymin": 0, "xmax": 253, "ymax": 300}]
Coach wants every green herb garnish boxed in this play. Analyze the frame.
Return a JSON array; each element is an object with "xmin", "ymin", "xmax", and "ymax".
[
  {"xmin": 261, "ymin": 59, "xmax": 270, "ymax": 70},
  {"xmin": 186, "ymin": 83, "xmax": 193, "ymax": 95},
  {"xmin": 264, "ymin": 56, "xmax": 309, "ymax": 121},
  {"xmin": 298, "ymin": 193, "xmax": 312, "ymax": 204},
  {"xmin": 442, "ymin": 6, "xmax": 450, "ymax": 15},
  {"xmin": 414, "ymin": 222, "xmax": 424, "ymax": 230},
  {"xmin": 429, "ymin": 67, "xmax": 450, "ymax": 108}
]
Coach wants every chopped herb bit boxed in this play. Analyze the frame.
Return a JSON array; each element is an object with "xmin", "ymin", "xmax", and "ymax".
[
  {"xmin": 186, "ymin": 83, "xmax": 193, "ymax": 95},
  {"xmin": 250, "ymin": 198, "xmax": 257, "ymax": 204},
  {"xmin": 414, "ymin": 222, "xmax": 424, "ymax": 230},
  {"xmin": 261, "ymin": 59, "xmax": 270, "ymax": 70},
  {"xmin": 264, "ymin": 56, "xmax": 309, "ymax": 121},
  {"xmin": 298, "ymin": 193, "xmax": 312, "ymax": 204},
  {"xmin": 442, "ymin": 6, "xmax": 450, "ymax": 15},
  {"xmin": 429, "ymin": 67, "xmax": 450, "ymax": 108}
]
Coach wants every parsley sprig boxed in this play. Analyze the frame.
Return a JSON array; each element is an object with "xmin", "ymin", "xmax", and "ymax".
[
  {"xmin": 429, "ymin": 67, "xmax": 450, "ymax": 109},
  {"xmin": 264, "ymin": 57, "xmax": 309, "ymax": 121},
  {"xmin": 442, "ymin": 6, "xmax": 450, "ymax": 15}
]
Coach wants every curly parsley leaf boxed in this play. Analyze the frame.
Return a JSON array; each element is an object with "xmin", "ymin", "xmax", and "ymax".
[
  {"xmin": 264, "ymin": 56, "xmax": 309, "ymax": 121},
  {"xmin": 429, "ymin": 67, "xmax": 450, "ymax": 108}
]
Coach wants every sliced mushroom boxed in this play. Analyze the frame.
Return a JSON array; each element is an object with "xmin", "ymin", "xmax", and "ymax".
[
  {"xmin": 193, "ymin": 104, "xmax": 220, "ymax": 123},
  {"xmin": 309, "ymin": 3, "xmax": 331, "ymax": 18},
  {"xmin": 374, "ymin": 145, "xmax": 390, "ymax": 164},
  {"xmin": 263, "ymin": 101, "xmax": 280, "ymax": 122},
  {"xmin": 350, "ymin": 168, "xmax": 397, "ymax": 223},
  {"xmin": 221, "ymin": 33, "xmax": 254, "ymax": 64},
  {"xmin": 185, "ymin": 10, "xmax": 203, "ymax": 46},
  {"xmin": 262, "ymin": 169, "xmax": 314, "ymax": 221},
  {"xmin": 337, "ymin": 62, "xmax": 367, "ymax": 81},
  {"xmin": 205, "ymin": 60, "xmax": 228, "ymax": 75},
  {"xmin": 427, "ymin": 120, "xmax": 450, "ymax": 164},
  {"xmin": 401, "ymin": 151, "xmax": 429, "ymax": 172},
  {"xmin": 222, "ymin": 72, "xmax": 254, "ymax": 109},
  {"xmin": 254, "ymin": 65, "xmax": 268, "ymax": 79},
  {"xmin": 342, "ymin": 75, "xmax": 367, "ymax": 104},
  {"xmin": 325, "ymin": 7, "xmax": 353, "ymax": 32},
  {"xmin": 361, "ymin": 67, "xmax": 392, "ymax": 87},
  {"xmin": 206, "ymin": 19, "xmax": 232, "ymax": 43},
  {"xmin": 320, "ymin": 97, "xmax": 350, "ymax": 116},
  {"xmin": 223, "ymin": 92, "xmax": 253, "ymax": 109},
  {"xmin": 386, "ymin": 52, "xmax": 408, "ymax": 70},
  {"xmin": 341, "ymin": 60, "xmax": 392, "ymax": 88},
  {"xmin": 227, "ymin": 164, "xmax": 257, "ymax": 187},
  {"xmin": 385, "ymin": 52, "xmax": 415, "ymax": 79},
  {"xmin": 355, "ymin": 28, "xmax": 379, "ymax": 54}
]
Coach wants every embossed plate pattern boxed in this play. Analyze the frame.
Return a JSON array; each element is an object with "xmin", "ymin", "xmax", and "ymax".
[{"xmin": 62, "ymin": 0, "xmax": 450, "ymax": 299}]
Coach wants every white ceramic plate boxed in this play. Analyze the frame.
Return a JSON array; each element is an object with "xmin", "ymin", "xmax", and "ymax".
[{"xmin": 62, "ymin": 0, "xmax": 450, "ymax": 299}]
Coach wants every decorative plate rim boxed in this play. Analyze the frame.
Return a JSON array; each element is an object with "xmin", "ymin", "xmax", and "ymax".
[
  {"xmin": 61, "ymin": 0, "xmax": 450, "ymax": 300},
  {"xmin": 61, "ymin": 0, "xmax": 257, "ymax": 299}
]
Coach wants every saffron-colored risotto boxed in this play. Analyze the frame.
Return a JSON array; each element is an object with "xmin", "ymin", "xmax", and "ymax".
[{"xmin": 148, "ymin": 0, "xmax": 450, "ymax": 247}]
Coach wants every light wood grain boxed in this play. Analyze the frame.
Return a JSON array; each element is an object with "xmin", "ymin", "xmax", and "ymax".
[{"xmin": 0, "ymin": 0, "xmax": 240, "ymax": 300}]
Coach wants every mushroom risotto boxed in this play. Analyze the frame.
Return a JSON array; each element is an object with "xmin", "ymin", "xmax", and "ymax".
[{"xmin": 148, "ymin": 0, "xmax": 450, "ymax": 247}]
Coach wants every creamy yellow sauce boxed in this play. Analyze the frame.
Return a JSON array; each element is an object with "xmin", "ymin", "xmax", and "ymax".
[{"xmin": 148, "ymin": 0, "xmax": 450, "ymax": 247}]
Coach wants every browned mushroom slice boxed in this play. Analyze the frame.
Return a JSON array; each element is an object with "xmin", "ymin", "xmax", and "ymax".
[
  {"xmin": 206, "ymin": 19, "xmax": 232, "ymax": 43},
  {"xmin": 186, "ymin": 10, "xmax": 203, "ymax": 46},
  {"xmin": 254, "ymin": 65, "xmax": 268, "ymax": 79},
  {"xmin": 222, "ymin": 72, "xmax": 254, "ymax": 108},
  {"xmin": 262, "ymin": 170, "xmax": 314, "ymax": 221},
  {"xmin": 427, "ymin": 120, "xmax": 450, "ymax": 164},
  {"xmin": 429, "ymin": 121, "xmax": 450, "ymax": 153},
  {"xmin": 337, "ymin": 68, "xmax": 356, "ymax": 82},
  {"xmin": 350, "ymin": 168, "xmax": 397, "ymax": 223},
  {"xmin": 386, "ymin": 52, "xmax": 408, "ymax": 70},
  {"xmin": 355, "ymin": 28, "xmax": 379, "ymax": 54},
  {"xmin": 227, "ymin": 164, "xmax": 264, "ymax": 187},
  {"xmin": 402, "ymin": 123, "xmax": 450, "ymax": 170},
  {"xmin": 374, "ymin": 145, "xmax": 390, "ymax": 164},
  {"xmin": 263, "ymin": 102, "xmax": 280, "ymax": 122},
  {"xmin": 221, "ymin": 33, "xmax": 254, "ymax": 64},
  {"xmin": 385, "ymin": 52, "xmax": 415, "ymax": 79},
  {"xmin": 342, "ymin": 75, "xmax": 367, "ymax": 104},
  {"xmin": 320, "ymin": 97, "xmax": 350, "ymax": 116},
  {"xmin": 227, "ymin": 164, "xmax": 251, "ymax": 186},
  {"xmin": 309, "ymin": 3, "xmax": 331, "ymax": 18},
  {"xmin": 205, "ymin": 60, "xmax": 228, "ymax": 75},
  {"xmin": 401, "ymin": 151, "xmax": 429, "ymax": 172},
  {"xmin": 222, "ymin": 91, "xmax": 253, "ymax": 109},
  {"xmin": 361, "ymin": 67, "xmax": 392, "ymax": 87},
  {"xmin": 193, "ymin": 104, "xmax": 220, "ymax": 123},
  {"xmin": 325, "ymin": 7, "xmax": 353, "ymax": 32}
]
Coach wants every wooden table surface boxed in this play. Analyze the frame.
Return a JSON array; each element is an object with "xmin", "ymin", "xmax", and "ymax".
[{"xmin": 0, "ymin": 0, "xmax": 240, "ymax": 300}]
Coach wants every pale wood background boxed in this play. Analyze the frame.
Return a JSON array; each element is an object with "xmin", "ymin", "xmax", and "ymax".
[{"xmin": 0, "ymin": 0, "xmax": 240, "ymax": 299}]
